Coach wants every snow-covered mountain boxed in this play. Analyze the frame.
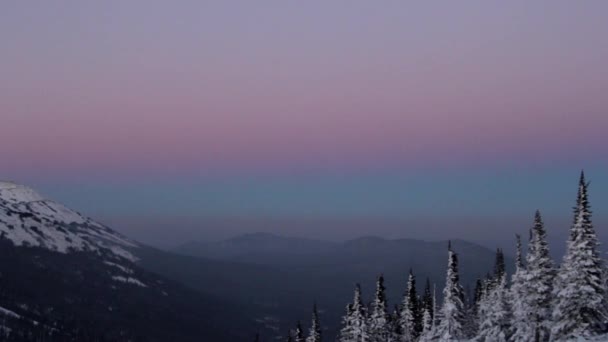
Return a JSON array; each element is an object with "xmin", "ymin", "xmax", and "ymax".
[
  {"xmin": 0, "ymin": 181, "xmax": 138, "ymax": 261},
  {"xmin": 0, "ymin": 181, "xmax": 263, "ymax": 341}
]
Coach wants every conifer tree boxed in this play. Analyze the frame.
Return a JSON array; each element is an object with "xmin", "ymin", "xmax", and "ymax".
[
  {"xmin": 510, "ymin": 234, "xmax": 533, "ymax": 342},
  {"xmin": 389, "ymin": 305, "xmax": 403, "ymax": 342},
  {"xmin": 295, "ymin": 321, "xmax": 306, "ymax": 342},
  {"xmin": 306, "ymin": 304, "xmax": 322, "ymax": 342},
  {"xmin": 419, "ymin": 307, "xmax": 433, "ymax": 342},
  {"xmin": 407, "ymin": 270, "xmax": 423, "ymax": 338},
  {"xmin": 368, "ymin": 275, "xmax": 390, "ymax": 342},
  {"xmin": 422, "ymin": 278, "xmax": 434, "ymax": 321},
  {"xmin": 477, "ymin": 273, "xmax": 511, "ymax": 342},
  {"xmin": 551, "ymin": 172, "xmax": 608, "ymax": 340},
  {"xmin": 398, "ymin": 276, "xmax": 415, "ymax": 341},
  {"xmin": 494, "ymin": 248, "xmax": 505, "ymax": 280},
  {"xmin": 339, "ymin": 284, "xmax": 368, "ymax": 342},
  {"xmin": 434, "ymin": 242, "xmax": 467, "ymax": 341},
  {"xmin": 524, "ymin": 210, "xmax": 555, "ymax": 341}
]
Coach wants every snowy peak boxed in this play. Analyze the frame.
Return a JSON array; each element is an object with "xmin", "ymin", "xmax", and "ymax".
[{"xmin": 0, "ymin": 181, "xmax": 138, "ymax": 261}]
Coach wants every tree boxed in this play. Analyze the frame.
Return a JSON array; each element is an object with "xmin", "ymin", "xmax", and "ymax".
[
  {"xmin": 368, "ymin": 275, "xmax": 390, "ymax": 342},
  {"xmin": 524, "ymin": 210, "xmax": 555, "ymax": 341},
  {"xmin": 477, "ymin": 274, "xmax": 511, "ymax": 341},
  {"xmin": 389, "ymin": 305, "xmax": 403, "ymax": 342},
  {"xmin": 510, "ymin": 234, "xmax": 533, "ymax": 342},
  {"xmin": 419, "ymin": 308, "xmax": 434, "ymax": 342},
  {"xmin": 434, "ymin": 241, "xmax": 467, "ymax": 341},
  {"xmin": 339, "ymin": 284, "xmax": 368, "ymax": 342},
  {"xmin": 422, "ymin": 278, "xmax": 434, "ymax": 322},
  {"xmin": 295, "ymin": 321, "xmax": 306, "ymax": 342},
  {"xmin": 551, "ymin": 172, "xmax": 608, "ymax": 341},
  {"xmin": 398, "ymin": 269, "xmax": 420, "ymax": 341},
  {"xmin": 494, "ymin": 248, "xmax": 505, "ymax": 281},
  {"xmin": 306, "ymin": 304, "xmax": 322, "ymax": 342},
  {"xmin": 407, "ymin": 270, "xmax": 423, "ymax": 338}
]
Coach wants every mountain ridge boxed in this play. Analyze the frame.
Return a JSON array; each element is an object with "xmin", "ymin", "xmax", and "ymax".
[{"xmin": 0, "ymin": 181, "xmax": 265, "ymax": 341}]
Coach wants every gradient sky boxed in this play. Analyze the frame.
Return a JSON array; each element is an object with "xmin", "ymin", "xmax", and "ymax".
[{"xmin": 1, "ymin": 1, "xmax": 607, "ymax": 247}]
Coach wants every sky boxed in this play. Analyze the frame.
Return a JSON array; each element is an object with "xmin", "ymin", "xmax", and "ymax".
[{"xmin": 1, "ymin": 1, "xmax": 607, "ymax": 248}]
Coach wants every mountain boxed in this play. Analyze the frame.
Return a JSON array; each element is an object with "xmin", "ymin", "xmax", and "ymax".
[
  {"xmin": 175, "ymin": 232, "xmax": 337, "ymax": 265},
  {"xmin": 0, "ymin": 181, "xmax": 262, "ymax": 341},
  {"xmin": 173, "ymin": 233, "xmax": 515, "ymax": 340},
  {"xmin": 0, "ymin": 180, "xmax": 518, "ymax": 341},
  {"xmin": 0, "ymin": 181, "xmax": 137, "ymax": 261}
]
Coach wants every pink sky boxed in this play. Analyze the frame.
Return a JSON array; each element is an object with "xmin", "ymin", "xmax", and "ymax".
[{"xmin": 1, "ymin": 1, "xmax": 607, "ymax": 178}]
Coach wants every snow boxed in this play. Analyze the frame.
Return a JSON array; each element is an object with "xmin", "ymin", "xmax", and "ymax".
[
  {"xmin": 0, "ymin": 306, "xmax": 20, "ymax": 318},
  {"xmin": 104, "ymin": 261, "xmax": 134, "ymax": 274},
  {"xmin": 112, "ymin": 276, "xmax": 147, "ymax": 287},
  {"xmin": 0, "ymin": 181, "xmax": 139, "ymax": 262}
]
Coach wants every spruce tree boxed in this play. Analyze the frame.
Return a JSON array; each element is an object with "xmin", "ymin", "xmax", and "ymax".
[
  {"xmin": 422, "ymin": 278, "xmax": 434, "ymax": 321},
  {"xmin": 510, "ymin": 234, "xmax": 533, "ymax": 342},
  {"xmin": 551, "ymin": 172, "xmax": 608, "ymax": 340},
  {"xmin": 524, "ymin": 210, "xmax": 555, "ymax": 341},
  {"xmin": 295, "ymin": 321, "xmax": 306, "ymax": 342},
  {"xmin": 434, "ymin": 241, "xmax": 467, "ymax": 341},
  {"xmin": 398, "ymin": 271, "xmax": 416, "ymax": 341},
  {"xmin": 494, "ymin": 248, "xmax": 505, "ymax": 280},
  {"xmin": 306, "ymin": 304, "xmax": 322, "ymax": 342},
  {"xmin": 368, "ymin": 275, "xmax": 390, "ymax": 342},
  {"xmin": 389, "ymin": 305, "xmax": 403, "ymax": 342},
  {"xmin": 339, "ymin": 284, "xmax": 368, "ymax": 342},
  {"xmin": 407, "ymin": 270, "xmax": 423, "ymax": 338},
  {"xmin": 477, "ymin": 273, "xmax": 511, "ymax": 342},
  {"xmin": 418, "ymin": 307, "xmax": 433, "ymax": 342}
]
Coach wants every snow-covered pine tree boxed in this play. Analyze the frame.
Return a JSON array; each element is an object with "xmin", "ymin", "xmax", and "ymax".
[
  {"xmin": 510, "ymin": 234, "xmax": 533, "ymax": 342},
  {"xmin": 476, "ymin": 273, "xmax": 512, "ymax": 342},
  {"xmin": 433, "ymin": 241, "xmax": 467, "ymax": 341},
  {"xmin": 551, "ymin": 172, "xmax": 608, "ymax": 341},
  {"xmin": 524, "ymin": 210, "xmax": 555, "ymax": 341},
  {"xmin": 410, "ymin": 272, "xmax": 423, "ymax": 338},
  {"xmin": 295, "ymin": 321, "xmax": 306, "ymax": 342},
  {"xmin": 418, "ymin": 307, "xmax": 433, "ymax": 341},
  {"xmin": 398, "ymin": 269, "xmax": 421, "ymax": 341},
  {"xmin": 422, "ymin": 278, "xmax": 434, "ymax": 322},
  {"xmin": 389, "ymin": 305, "xmax": 403, "ymax": 342},
  {"xmin": 339, "ymin": 284, "xmax": 368, "ymax": 342},
  {"xmin": 368, "ymin": 275, "xmax": 390, "ymax": 342},
  {"xmin": 339, "ymin": 303, "xmax": 354, "ymax": 341},
  {"xmin": 306, "ymin": 304, "xmax": 322, "ymax": 342},
  {"xmin": 494, "ymin": 248, "xmax": 505, "ymax": 280},
  {"xmin": 398, "ymin": 272, "xmax": 415, "ymax": 341}
]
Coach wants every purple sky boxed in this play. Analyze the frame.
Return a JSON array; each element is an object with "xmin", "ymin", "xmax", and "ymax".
[{"xmin": 1, "ymin": 1, "xmax": 607, "ymax": 246}]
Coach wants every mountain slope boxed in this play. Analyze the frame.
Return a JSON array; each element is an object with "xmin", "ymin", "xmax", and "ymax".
[
  {"xmin": 0, "ymin": 181, "xmax": 137, "ymax": 261},
  {"xmin": 0, "ymin": 182, "xmax": 261, "ymax": 341}
]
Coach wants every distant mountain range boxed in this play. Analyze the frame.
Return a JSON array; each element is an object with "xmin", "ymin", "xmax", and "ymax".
[
  {"xmin": 173, "ymin": 232, "xmax": 514, "ymax": 339},
  {"xmin": 0, "ymin": 181, "xmax": 513, "ymax": 341}
]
